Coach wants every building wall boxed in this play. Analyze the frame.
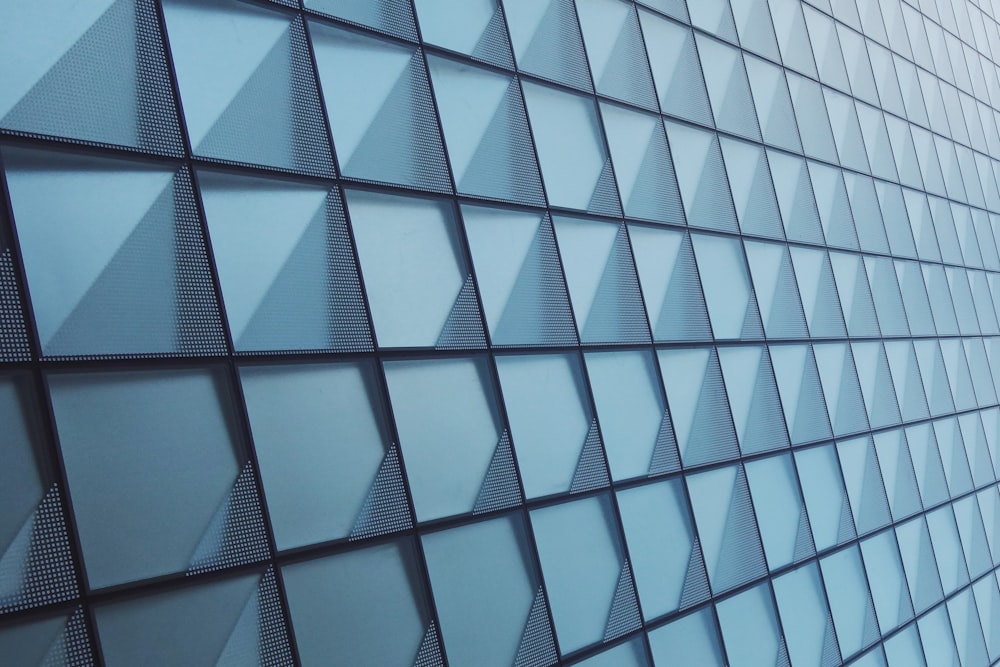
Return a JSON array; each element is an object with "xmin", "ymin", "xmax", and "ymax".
[{"xmin": 2, "ymin": 0, "xmax": 1000, "ymax": 664}]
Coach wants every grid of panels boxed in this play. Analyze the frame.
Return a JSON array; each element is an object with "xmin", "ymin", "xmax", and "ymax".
[{"xmin": 7, "ymin": 0, "xmax": 1000, "ymax": 665}]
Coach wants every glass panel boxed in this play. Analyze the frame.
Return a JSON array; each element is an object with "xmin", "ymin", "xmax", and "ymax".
[
  {"xmin": 49, "ymin": 368, "xmax": 261, "ymax": 589},
  {"xmin": 521, "ymin": 80, "xmax": 620, "ymax": 215},
  {"xmin": 162, "ymin": 0, "xmax": 332, "ymax": 175},
  {"xmin": 346, "ymin": 189, "xmax": 483, "ymax": 349},
  {"xmin": 497, "ymin": 353, "xmax": 600, "ymax": 498},
  {"xmin": 647, "ymin": 607, "xmax": 725, "ymax": 666},
  {"xmin": 422, "ymin": 515, "xmax": 539, "ymax": 667},
  {"xmin": 617, "ymin": 479, "xmax": 696, "ymax": 619},
  {"xmin": 383, "ymin": 356, "xmax": 503, "ymax": 521},
  {"xmin": 95, "ymin": 571, "xmax": 291, "ymax": 665},
  {"xmin": 239, "ymin": 361, "xmax": 394, "ymax": 549},
  {"xmin": 585, "ymin": 350, "xmax": 674, "ymax": 480},
  {"xmin": 282, "ymin": 540, "xmax": 429, "ymax": 665},
  {"xmin": 3, "ymin": 146, "xmax": 225, "ymax": 358},
  {"xmin": 716, "ymin": 582, "xmax": 782, "ymax": 667},
  {"xmin": 199, "ymin": 171, "xmax": 371, "ymax": 353},
  {"xmin": 530, "ymin": 495, "xmax": 633, "ymax": 654}
]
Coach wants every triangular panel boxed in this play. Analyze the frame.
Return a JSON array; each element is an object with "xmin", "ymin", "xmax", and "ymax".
[
  {"xmin": 473, "ymin": 431, "xmax": 522, "ymax": 515},
  {"xmin": 350, "ymin": 445, "xmax": 412, "ymax": 540},
  {"xmin": 604, "ymin": 561, "xmax": 642, "ymax": 642},
  {"xmin": 571, "ymin": 421, "xmax": 611, "ymax": 493},
  {"xmin": 188, "ymin": 463, "xmax": 270, "ymax": 575}
]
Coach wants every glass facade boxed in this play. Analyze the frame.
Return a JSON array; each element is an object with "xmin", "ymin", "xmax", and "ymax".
[{"xmin": 5, "ymin": 0, "xmax": 1000, "ymax": 665}]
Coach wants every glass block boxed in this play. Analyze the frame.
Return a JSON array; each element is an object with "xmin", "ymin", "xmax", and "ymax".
[
  {"xmin": 687, "ymin": 0, "xmax": 737, "ymax": 42},
  {"xmin": 199, "ymin": 171, "xmax": 371, "ymax": 353},
  {"xmin": 162, "ymin": 0, "xmax": 333, "ymax": 176},
  {"xmin": 0, "ymin": 607, "xmax": 91, "ymax": 666},
  {"xmin": 947, "ymin": 589, "xmax": 990, "ymax": 667},
  {"xmin": 789, "ymin": 246, "xmax": 848, "ymax": 337},
  {"xmin": 716, "ymin": 582, "xmax": 784, "ymax": 667},
  {"xmin": 730, "ymin": 0, "xmax": 779, "ymax": 60},
  {"xmin": 864, "ymin": 256, "xmax": 909, "ymax": 337},
  {"xmin": 627, "ymin": 225, "xmax": 712, "ymax": 342},
  {"xmin": 413, "ymin": 0, "xmax": 514, "ymax": 68},
  {"xmin": 95, "ymin": 569, "xmax": 291, "ymax": 665},
  {"xmin": 49, "ymin": 368, "xmax": 268, "ymax": 588},
  {"xmin": 767, "ymin": 149, "xmax": 825, "ymax": 245},
  {"xmin": 309, "ymin": 21, "xmax": 450, "ymax": 191},
  {"xmin": 422, "ymin": 515, "xmax": 553, "ymax": 667},
  {"xmin": 851, "ymin": 342, "xmax": 903, "ymax": 429},
  {"xmin": 745, "ymin": 454, "xmax": 812, "ymax": 570},
  {"xmin": 503, "ymin": 0, "xmax": 593, "ymax": 91},
  {"xmin": 896, "ymin": 516, "xmax": 944, "ymax": 614},
  {"xmin": 347, "ymin": 189, "xmax": 485, "ymax": 349},
  {"xmin": 786, "ymin": 72, "xmax": 840, "ymax": 163},
  {"xmin": 884, "ymin": 623, "xmax": 927, "ymax": 667},
  {"xmin": 972, "ymin": 574, "xmax": 1000, "ymax": 661},
  {"xmin": 521, "ymin": 81, "xmax": 621, "ymax": 216},
  {"xmin": 0, "ymin": 373, "xmax": 77, "ymax": 613},
  {"xmin": 773, "ymin": 563, "xmax": 840, "ymax": 667},
  {"xmin": 496, "ymin": 353, "xmax": 605, "ymax": 498},
  {"xmin": 769, "ymin": 0, "xmax": 819, "ymax": 77},
  {"xmin": 820, "ymin": 545, "xmax": 880, "ymax": 659},
  {"xmin": 3, "ymin": 147, "xmax": 226, "ymax": 358},
  {"xmin": 718, "ymin": 345, "xmax": 789, "ymax": 455},
  {"xmin": 585, "ymin": 350, "xmax": 677, "ymax": 480},
  {"xmin": 872, "ymin": 428, "xmax": 923, "ymax": 521},
  {"xmin": 240, "ymin": 361, "xmax": 402, "ymax": 550},
  {"xmin": 687, "ymin": 464, "xmax": 767, "ymax": 593},
  {"xmin": 844, "ymin": 172, "xmax": 890, "ymax": 254},
  {"xmin": 744, "ymin": 53, "xmax": 802, "ymax": 152},
  {"xmin": 658, "ymin": 347, "xmax": 740, "ymax": 466},
  {"xmin": 638, "ymin": 11, "xmax": 713, "ymax": 126},
  {"xmin": 695, "ymin": 34, "xmax": 760, "ymax": 141},
  {"xmin": 383, "ymin": 356, "xmax": 506, "ymax": 521},
  {"xmin": 599, "ymin": 102, "xmax": 684, "ymax": 224},
  {"xmin": 953, "ymin": 495, "xmax": 993, "ymax": 578},
  {"xmin": 742, "ymin": 241, "xmax": 808, "ymax": 339},
  {"xmin": 282, "ymin": 540, "xmax": 432, "ymax": 666},
  {"xmin": 460, "ymin": 205, "xmax": 577, "ymax": 347},
  {"xmin": 812, "ymin": 342, "xmax": 870, "ymax": 437},
  {"xmin": 530, "ymin": 495, "xmax": 639, "ymax": 654},
  {"xmin": 830, "ymin": 252, "xmax": 876, "ymax": 337},
  {"xmin": 719, "ymin": 136, "xmax": 783, "ymax": 240},
  {"xmin": 689, "ymin": 233, "xmax": 761, "ymax": 339},
  {"xmin": 552, "ymin": 215, "xmax": 649, "ymax": 344},
  {"xmin": 647, "ymin": 607, "xmax": 725, "ymax": 666},
  {"xmin": 0, "ymin": 0, "xmax": 183, "ymax": 155},
  {"xmin": 926, "ymin": 506, "xmax": 971, "ymax": 595},
  {"xmin": 769, "ymin": 343, "xmax": 834, "ymax": 445},
  {"xmin": 933, "ymin": 416, "xmax": 974, "ymax": 496},
  {"xmin": 825, "ymin": 90, "xmax": 871, "ymax": 174},
  {"xmin": 664, "ymin": 123, "xmax": 738, "ymax": 233},
  {"xmin": 617, "ymin": 479, "xmax": 700, "ymax": 620},
  {"xmin": 426, "ymin": 55, "xmax": 544, "ymax": 205},
  {"xmin": 905, "ymin": 422, "xmax": 950, "ymax": 507},
  {"xmin": 795, "ymin": 443, "xmax": 856, "ymax": 551},
  {"xmin": 304, "ymin": 0, "xmax": 418, "ymax": 40},
  {"xmin": 576, "ymin": 0, "xmax": 658, "ymax": 110},
  {"xmin": 918, "ymin": 605, "xmax": 961, "ymax": 667},
  {"xmin": 860, "ymin": 530, "xmax": 913, "ymax": 633}
]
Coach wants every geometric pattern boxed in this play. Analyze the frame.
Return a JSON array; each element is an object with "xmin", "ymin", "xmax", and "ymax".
[{"xmin": 7, "ymin": 0, "xmax": 1000, "ymax": 665}]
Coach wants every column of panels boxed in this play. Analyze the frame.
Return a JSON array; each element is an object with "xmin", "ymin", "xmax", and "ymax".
[{"xmin": 5, "ymin": 0, "xmax": 1000, "ymax": 666}]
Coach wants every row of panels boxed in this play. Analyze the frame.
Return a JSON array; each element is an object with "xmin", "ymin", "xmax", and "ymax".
[
  {"xmin": 7, "ymin": 1, "xmax": 1000, "ymax": 214},
  {"xmin": 6, "ymin": 422, "xmax": 1000, "ymax": 667},
  {"xmin": 6, "ymin": 350, "xmax": 1000, "ymax": 588},
  {"xmin": 12, "ymin": 146, "xmax": 1000, "ymax": 359}
]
